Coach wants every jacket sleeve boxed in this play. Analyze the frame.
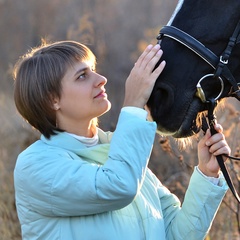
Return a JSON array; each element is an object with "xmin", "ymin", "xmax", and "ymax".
[
  {"xmin": 14, "ymin": 110, "xmax": 157, "ymax": 217},
  {"xmin": 159, "ymin": 167, "xmax": 228, "ymax": 240}
]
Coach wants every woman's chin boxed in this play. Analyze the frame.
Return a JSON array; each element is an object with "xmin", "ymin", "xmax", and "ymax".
[{"xmin": 98, "ymin": 100, "xmax": 112, "ymax": 116}]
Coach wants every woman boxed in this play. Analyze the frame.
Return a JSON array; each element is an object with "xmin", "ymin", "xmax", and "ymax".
[{"xmin": 13, "ymin": 40, "xmax": 230, "ymax": 240}]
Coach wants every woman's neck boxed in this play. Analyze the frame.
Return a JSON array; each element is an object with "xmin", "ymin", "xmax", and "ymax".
[
  {"xmin": 57, "ymin": 119, "xmax": 96, "ymax": 137},
  {"xmin": 67, "ymin": 127, "xmax": 99, "ymax": 147}
]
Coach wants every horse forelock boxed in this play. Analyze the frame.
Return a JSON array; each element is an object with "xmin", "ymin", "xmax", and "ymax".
[{"xmin": 167, "ymin": 0, "xmax": 184, "ymax": 26}]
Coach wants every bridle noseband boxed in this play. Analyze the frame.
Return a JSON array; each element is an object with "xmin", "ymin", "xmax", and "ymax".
[{"xmin": 157, "ymin": 21, "xmax": 240, "ymax": 203}]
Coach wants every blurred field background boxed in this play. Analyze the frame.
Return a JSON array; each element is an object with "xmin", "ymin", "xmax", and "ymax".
[{"xmin": 0, "ymin": 0, "xmax": 240, "ymax": 239}]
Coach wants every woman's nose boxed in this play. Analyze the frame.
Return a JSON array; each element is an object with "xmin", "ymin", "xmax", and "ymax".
[{"xmin": 95, "ymin": 72, "xmax": 107, "ymax": 86}]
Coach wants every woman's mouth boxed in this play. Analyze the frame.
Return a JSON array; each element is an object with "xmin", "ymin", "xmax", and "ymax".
[{"xmin": 94, "ymin": 90, "xmax": 107, "ymax": 98}]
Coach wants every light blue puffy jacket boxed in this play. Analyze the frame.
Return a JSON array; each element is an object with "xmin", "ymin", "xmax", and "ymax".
[{"xmin": 14, "ymin": 110, "xmax": 228, "ymax": 240}]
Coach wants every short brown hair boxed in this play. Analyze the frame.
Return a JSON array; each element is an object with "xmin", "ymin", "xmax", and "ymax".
[{"xmin": 13, "ymin": 40, "xmax": 96, "ymax": 139}]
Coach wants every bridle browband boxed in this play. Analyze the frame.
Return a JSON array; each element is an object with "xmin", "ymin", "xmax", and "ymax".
[{"xmin": 157, "ymin": 21, "xmax": 240, "ymax": 203}]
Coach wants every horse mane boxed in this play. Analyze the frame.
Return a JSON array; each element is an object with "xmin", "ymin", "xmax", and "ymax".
[{"xmin": 167, "ymin": 0, "xmax": 184, "ymax": 26}]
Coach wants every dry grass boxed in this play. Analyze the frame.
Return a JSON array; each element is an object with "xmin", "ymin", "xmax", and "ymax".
[{"xmin": 0, "ymin": 92, "xmax": 38, "ymax": 240}]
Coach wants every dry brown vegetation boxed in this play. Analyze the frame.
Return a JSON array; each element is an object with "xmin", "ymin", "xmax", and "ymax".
[{"xmin": 0, "ymin": 0, "xmax": 239, "ymax": 239}]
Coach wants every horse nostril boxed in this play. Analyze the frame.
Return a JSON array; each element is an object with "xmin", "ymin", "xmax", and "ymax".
[{"xmin": 147, "ymin": 83, "xmax": 175, "ymax": 118}]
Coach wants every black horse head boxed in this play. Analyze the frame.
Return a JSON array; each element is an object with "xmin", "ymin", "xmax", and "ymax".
[{"xmin": 147, "ymin": 0, "xmax": 240, "ymax": 138}]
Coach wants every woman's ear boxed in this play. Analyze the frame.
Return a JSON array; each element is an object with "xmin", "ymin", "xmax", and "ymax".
[
  {"xmin": 53, "ymin": 102, "xmax": 60, "ymax": 111},
  {"xmin": 51, "ymin": 95, "xmax": 60, "ymax": 111}
]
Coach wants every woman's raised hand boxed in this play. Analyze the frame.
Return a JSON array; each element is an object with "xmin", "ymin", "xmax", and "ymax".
[{"xmin": 123, "ymin": 44, "xmax": 166, "ymax": 109}]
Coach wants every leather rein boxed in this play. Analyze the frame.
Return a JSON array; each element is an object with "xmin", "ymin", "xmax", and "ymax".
[{"xmin": 157, "ymin": 21, "xmax": 240, "ymax": 203}]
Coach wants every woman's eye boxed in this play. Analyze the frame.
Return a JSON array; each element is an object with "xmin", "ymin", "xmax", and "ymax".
[{"xmin": 77, "ymin": 73, "xmax": 86, "ymax": 80}]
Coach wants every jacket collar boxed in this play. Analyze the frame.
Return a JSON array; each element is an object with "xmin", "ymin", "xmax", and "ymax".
[{"xmin": 40, "ymin": 128, "xmax": 113, "ymax": 165}]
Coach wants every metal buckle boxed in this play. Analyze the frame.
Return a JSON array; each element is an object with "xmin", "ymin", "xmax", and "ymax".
[
  {"xmin": 220, "ymin": 56, "xmax": 228, "ymax": 65},
  {"xmin": 195, "ymin": 73, "xmax": 224, "ymax": 103}
]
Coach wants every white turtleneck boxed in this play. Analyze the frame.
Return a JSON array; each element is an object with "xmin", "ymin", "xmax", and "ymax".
[{"xmin": 67, "ymin": 129, "xmax": 99, "ymax": 147}]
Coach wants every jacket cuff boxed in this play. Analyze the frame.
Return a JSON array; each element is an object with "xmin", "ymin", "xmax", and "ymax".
[{"xmin": 121, "ymin": 107, "xmax": 148, "ymax": 120}]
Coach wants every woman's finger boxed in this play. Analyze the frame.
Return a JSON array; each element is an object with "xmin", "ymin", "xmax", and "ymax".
[
  {"xmin": 136, "ymin": 44, "xmax": 161, "ymax": 69},
  {"xmin": 135, "ymin": 44, "xmax": 154, "ymax": 67},
  {"xmin": 213, "ymin": 145, "xmax": 231, "ymax": 157}
]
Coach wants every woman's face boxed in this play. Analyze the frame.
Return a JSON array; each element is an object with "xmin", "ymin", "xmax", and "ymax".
[{"xmin": 54, "ymin": 59, "xmax": 111, "ymax": 133}]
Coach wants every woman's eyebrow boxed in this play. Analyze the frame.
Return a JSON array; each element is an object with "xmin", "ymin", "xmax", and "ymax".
[{"xmin": 74, "ymin": 67, "xmax": 88, "ymax": 77}]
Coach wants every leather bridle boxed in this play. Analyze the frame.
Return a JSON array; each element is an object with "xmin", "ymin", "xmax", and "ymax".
[
  {"xmin": 157, "ymin": 21, "xmax": 240, "ymax": 203},
  {"xmin": 157, "ymin": 24, "xmax": 240, "ymax": 100}
]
